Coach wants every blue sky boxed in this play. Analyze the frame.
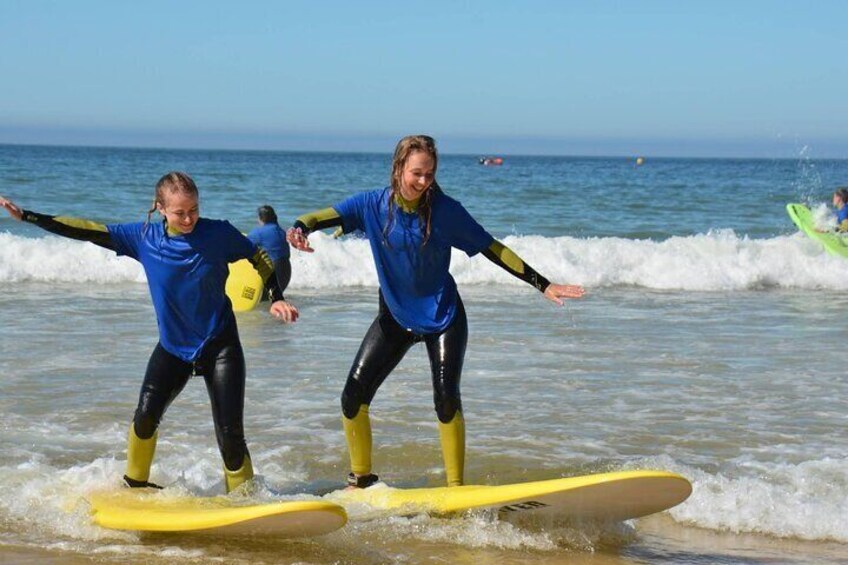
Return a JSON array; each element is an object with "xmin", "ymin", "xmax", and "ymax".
[{"xmin": 1, "ymin": 1, "xmax": 846, "ymax": 157}]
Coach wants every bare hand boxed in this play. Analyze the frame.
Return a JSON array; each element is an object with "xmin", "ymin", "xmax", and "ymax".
[
  {"xmin": 269, "ymin": 300, "xmax": 299, "ymax": 323},
  {"xmin": 543, "ymin": 283, "xmax": 586, "ymax": 306},
  {"xmin": 286, "ymin": 227, "xmax": 314, "ymax": 253},
  {"xmin": 0, "ymin": 196, "xmax": 23, "ymax": 221}
]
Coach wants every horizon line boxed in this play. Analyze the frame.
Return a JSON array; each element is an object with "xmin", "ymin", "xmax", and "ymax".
[{"xmin": 2, "ymin": 139, "xmax": 846, "ymax": 162}]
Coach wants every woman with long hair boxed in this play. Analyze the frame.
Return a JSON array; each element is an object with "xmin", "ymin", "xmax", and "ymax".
[{"xmin": 287, "ymin": 135, "xmax": 584, "ymax": 488}]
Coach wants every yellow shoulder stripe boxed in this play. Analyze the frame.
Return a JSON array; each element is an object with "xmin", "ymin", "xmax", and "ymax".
[
  {"xmin": 296, "ymin": 207, "xmax": 341, "ymax": 230},
  {"xmin": 54, "ymin": 216, "xmax": 108, "ymax": 233}
]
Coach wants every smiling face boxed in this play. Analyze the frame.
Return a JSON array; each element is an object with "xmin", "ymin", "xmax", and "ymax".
[
  {"xmin": 158, "ymin": 191, "xmax": 200, "ymax": 234},
  {"xmin": 399, "ymin": 150, "xmax": 436, "ymax": 201},
  {"xmin": 834, "ymin": 192, "xmax": 845, "ymax": 209}
]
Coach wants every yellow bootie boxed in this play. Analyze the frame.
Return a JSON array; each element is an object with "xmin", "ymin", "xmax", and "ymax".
[
  {"xmin": 124, "ymin": 423, "xmax": 159, "ymax": 488},
  {"xmin": 438, "ymin": 412, "xmax": 465, "ymax": 487},
  {"xmin": 224, "ymin": 455, "xmax": 254, "ymax": 493},
  {"xmin": 342, "ymin": 404, "xmax": 372, "ymax": 476}
]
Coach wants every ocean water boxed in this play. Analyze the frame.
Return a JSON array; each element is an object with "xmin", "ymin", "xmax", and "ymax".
[{"xmin": 1, "ymin": 143, "xmax": 847, "ymax": 564}]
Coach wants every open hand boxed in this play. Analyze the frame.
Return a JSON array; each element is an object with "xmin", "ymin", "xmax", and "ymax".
[
  {"xmin": 286, "ymin": 227, "xmax": 314, "ymax": 253},
  {"xmin": 0, "ymin": 196, "xmax": 23, "ymax": 221},
  {"xmin": 543, "ymin": 283, "xmax": 586, "ymax": 306}
]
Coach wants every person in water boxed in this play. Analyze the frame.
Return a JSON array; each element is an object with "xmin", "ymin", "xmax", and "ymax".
[
  {"xmin": 248, "ymin": 205, "xmax": 292, "ymax": 296},
  {"xmin": 833, "ymin": 188, "xmax": 848, "ymax": 232},
  {"xmin": 0, "ymin": 172, "xmax": 299, "ymax": 493},
  {"xmin": 287, "ymin": 135, "xmax": 585, "ymax": 489}
]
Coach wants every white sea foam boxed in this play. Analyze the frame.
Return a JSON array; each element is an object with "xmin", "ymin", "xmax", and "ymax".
[
  {"xmin": 0, "ymin": 232, "xmax": 145, "ymax": 284},
  {"xmin": 3, "ymin": 229, "xmax": 848, "ymax": 291},
  {"xmin": 640, "ymin": 455, "xmax": 848, "ymax": 543},
  {"xmin": 4, "ymin": 452, "xmax": 845, "ymax": 546}
]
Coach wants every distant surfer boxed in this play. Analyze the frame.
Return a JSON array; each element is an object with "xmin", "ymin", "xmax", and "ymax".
[
  {"xmin": 0, "ymin": 172, "xmax": 298, "ymax": 493},
  {"xmin": 287, "ymin": 135, "xmax": 584, "ymax": 488},
  {"xmin": 813, "ymin": 188, "xmax": 848, "ymax": 234},
  {"xmin": 833, "ymin": 188, "xmax": 848, "ymax": 232},
  {"xmin": 248, "ymin": 205, "xmax": 292, "ymax": 297}
]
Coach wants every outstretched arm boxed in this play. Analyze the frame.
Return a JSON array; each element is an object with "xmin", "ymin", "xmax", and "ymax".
[
  {"xmin": 1, "ymin": 196, "xmax": 115, "ymax": 251},
  {"xmin": 287, "ymin": 207, "xmax": 344, "ymax": 253},
  {"xmin": 482, "ymin": 240, "xmax": 585, "ymax": 305}
]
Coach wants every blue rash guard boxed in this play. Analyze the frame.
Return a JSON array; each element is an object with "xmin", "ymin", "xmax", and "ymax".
[
  {"xmin": 333, "ymin": 187, "xmax": 494, "ymax": 334},
  {"xmin": 837, "ymin": 206, "xmax": 848, "ymax": 227},
  {"xmin": 107, "ymin": 218, "xmax": 258, "ymax": 362},
  {"xmin": 247, "ymin": 223, "xmax": 290, "ymax": 262}
]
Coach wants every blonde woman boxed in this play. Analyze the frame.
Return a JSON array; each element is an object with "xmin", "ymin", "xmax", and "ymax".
[
  {"xmin": 1, "ymin": 172, "xmax": 298, "ymax": 492},
  {"xmin": 288, "ymin": 136, "xmax": 584, "ymax": 489}
]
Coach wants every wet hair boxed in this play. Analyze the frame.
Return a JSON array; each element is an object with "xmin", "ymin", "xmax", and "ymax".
[
  {"xmin": 834, "ymin": 187, "xmax": 848, "ymax": 204},
  {"xmin": 384, "ymin": 135, "xmax": 439, "ymax": 247},
  {"xmin": 257, "ymin": 205, "xmax": 278, "ymax": 224},
  {"xmin": 145, "ymin": 171, "xmax": 199, "ymax": 227}
]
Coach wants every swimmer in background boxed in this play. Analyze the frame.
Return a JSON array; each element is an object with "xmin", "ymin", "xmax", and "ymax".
[
  {"xmin": 248, "ymin": 205, "xmax": 292, "ymax": 296},
  {"xmin": 833, "ymin": 188, "xmax": 848, "ymax": 232}
]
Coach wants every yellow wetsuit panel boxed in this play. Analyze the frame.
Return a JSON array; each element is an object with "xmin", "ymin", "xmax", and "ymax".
[{"xmin": 482, "ymin": 240, "xmax": 550, "ymax": 292}]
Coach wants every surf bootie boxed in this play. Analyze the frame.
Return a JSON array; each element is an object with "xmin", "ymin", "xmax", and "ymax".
[
  {"xmin": 342, "ymin": 404, "xmax": 372, "ymax": 476},
  {"xmin": 123, "ymin": 475, "xmax": 163, "ymax": 489},
  {"xmin": 224, "ymin": 455, "xmax": 254, "ymax": 493},
  {"xmin": 125, "ymin": 423, "xmax": 158, "ymax": 487},
  {"xmin": 347, "ymin": 472, "xmax": 379, "ymax": 489},
  {"xmin": 438, "ymin": 412, "xmax": 465, "ymax": 487}
]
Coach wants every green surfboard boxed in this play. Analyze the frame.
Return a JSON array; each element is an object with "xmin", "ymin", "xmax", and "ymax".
[{"xmin": 787, "ymin": 203, "xmax": 848, "ymax": 258}]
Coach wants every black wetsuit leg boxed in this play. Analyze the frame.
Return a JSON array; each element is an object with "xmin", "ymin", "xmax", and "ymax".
[
  {"xmin": 133, "ymin": 321, "xmax": 249, "ymax": 471},
  {"xmin": 133, "ymin": 345, "xmax": 193, "ymax": 439},
  {"xmin": 275, "ymin": 257, "xmax": 292, "ymax": 295},
  {"xmin": 424, "ymin": 296, "xmax": 468, "ymax": 423},
  {"xmin": 341, "ymin": 293, "xmax": 468, "ymax": 421},
  {"xmin": 341, "ymin": 294, "xmax": 417, "ymax": 418},
  {"xmin": 194, "ymin": 322, "xmax": 250, "ymax": 471}
]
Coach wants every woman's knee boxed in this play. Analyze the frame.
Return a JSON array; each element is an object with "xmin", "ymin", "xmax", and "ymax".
[
  {"xmin": 433, "ymin": 392, "xmax": 462, "ymax": 423},
  {"xmin": 341, "ymin": 379, "xmax": 367, "ymax": 419},
  {"xmin": 218, "ymin": 424, "xmax": 248, "ymax": 470},
  {"xmin": 132, "ymin": 410, "xmax": 159, "ymax": 439}
]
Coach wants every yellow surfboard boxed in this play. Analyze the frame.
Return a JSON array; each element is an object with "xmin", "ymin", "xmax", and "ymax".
[
  {"xmin": 331, "ymin": 470, "xmax": 691, "ymax": 521},
  {"xmin": 225, "ymin": 259, "xmax": 264, "ymax": 312},
  {"xmin": 87, "ymin": 491, "xmax": 347, "ymax": 537}
]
